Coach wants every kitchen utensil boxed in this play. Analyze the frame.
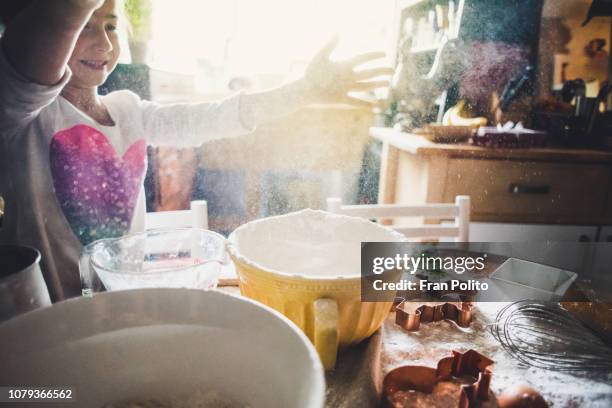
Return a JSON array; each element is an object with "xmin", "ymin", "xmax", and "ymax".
[
  {"xmin": 87, "ymin": 228, "xmax": 229, "ymax": 292},
  {"xmin": 560, "ymin": 79, "xmax": 586, "ymax": 105},
  {"xmin": 0, "ymin": 245, "xmax": 50, "ymax": 322},
  {"xmin": 382, "ymin": 349, "xmax": 494, "ymax": 408},
  {"xmin": 227, "ymin": 209, "xmax": 405, "ymax": 370},
  {"xmin": 490, "ymin": 300, "xmax": 612, "ymax": 372},
  {"xmin": 415, "ymin": 125, "xmax": 474, "ymax": 143},
  {"xmin": 498, "ymin": 65, "xmax": 535, "ymax": 112},
  {"xmin": 489, "ymin": 258, "xmax": 577, "ymax": 301},
  {"xmin": 0, "ymin": 288, "xmax": 325, "ymax": 408},
  {"xmin": 395, "ymin": 300, "xmax": 473, "ymax": 331}
]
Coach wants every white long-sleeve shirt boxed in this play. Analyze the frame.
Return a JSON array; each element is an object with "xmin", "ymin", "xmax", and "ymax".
[{"xmin": 0, "ymin": 48, "xmax": 255, "ymax": 301}]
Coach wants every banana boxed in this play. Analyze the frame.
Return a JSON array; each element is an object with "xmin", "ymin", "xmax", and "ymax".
[{"xmin": 442, "ymin": 100, "xmax": 488, "ymax": 127}]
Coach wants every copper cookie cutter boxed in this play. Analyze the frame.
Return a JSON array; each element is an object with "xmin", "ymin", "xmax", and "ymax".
[
  {"xmin": 382, "ymin": 349, "xmax": 494, "ymax": 408},
  {"xmin": 395, "ymin": 299, "xmax": 474, "ymax": 331}
]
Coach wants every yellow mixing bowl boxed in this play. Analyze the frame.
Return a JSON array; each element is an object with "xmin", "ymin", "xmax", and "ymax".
[{"xmin": 227, "ymin": 209, "xmax": 405, "ymax": 369}]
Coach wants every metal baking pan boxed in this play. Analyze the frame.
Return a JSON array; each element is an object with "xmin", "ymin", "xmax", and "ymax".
[{"xmin": 489, "ymin": 258, "xmax": 577, "ymax": 300}]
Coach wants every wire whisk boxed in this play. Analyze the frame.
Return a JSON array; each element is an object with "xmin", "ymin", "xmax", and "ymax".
[{"xmin": 490, "ymin": 300, "xmax": 612, "ymax": 372}]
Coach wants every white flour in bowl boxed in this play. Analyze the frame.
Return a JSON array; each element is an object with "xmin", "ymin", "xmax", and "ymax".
[{"xmin": 230, "ymin": 209, "xmax": 403, "ymax": 278}]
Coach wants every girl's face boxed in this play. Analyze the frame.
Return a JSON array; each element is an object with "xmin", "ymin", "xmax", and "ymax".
[{"xmin": 67, "ymin": 0, "xmax": 121, "ymax": 88}]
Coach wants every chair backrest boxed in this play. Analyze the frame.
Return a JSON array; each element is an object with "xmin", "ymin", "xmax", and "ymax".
[
  {"xmin": 326, "ymin": 196, "xmax": 470, "ymax": 242},
  {"xmin": 145, "ymin": 200, "xmax": 208, "ymax": 230}
]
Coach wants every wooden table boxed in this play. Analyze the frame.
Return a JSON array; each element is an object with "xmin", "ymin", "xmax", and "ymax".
[{"xmin": 220, "ymin": 248, "xmax": 612, "ymax": 407}]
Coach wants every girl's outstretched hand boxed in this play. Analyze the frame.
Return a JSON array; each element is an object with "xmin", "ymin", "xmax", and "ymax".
[
  {"xmin": 303, "ymin": 37, "xmax": 393, "ymax": 108},
  {"xmin": 226, "ymin": 37, "xmax": 393, "ymax": 126}
]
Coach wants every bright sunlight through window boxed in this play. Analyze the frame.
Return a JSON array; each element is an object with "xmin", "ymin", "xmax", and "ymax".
[{"xmin": 149, "ymin": 0, "xmax": 395, "ymax": 92}]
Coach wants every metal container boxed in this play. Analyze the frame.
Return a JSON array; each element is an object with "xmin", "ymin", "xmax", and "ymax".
[{"xmin": 0, "ymin": 245, "xmax": 51, "ymax": 322}]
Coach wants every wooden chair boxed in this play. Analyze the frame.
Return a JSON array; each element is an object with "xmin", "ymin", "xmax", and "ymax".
[
  {"xmin": 326, "ymin": 196, "xmax": 470, "ymax": 242},
  {"xmin": 145, "ymin": 200, "xmax": 208, "ymax": 230}
]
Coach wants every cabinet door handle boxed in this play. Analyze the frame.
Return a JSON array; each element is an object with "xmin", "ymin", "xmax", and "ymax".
[{"xmin": 508, "ymin": 183, "xmax": 551, "ymax": 195}]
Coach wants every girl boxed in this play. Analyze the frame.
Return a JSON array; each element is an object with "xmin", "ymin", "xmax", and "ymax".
[{"xmin": 0, "ymin": 0, "xmax": 390, "ymax": 301}]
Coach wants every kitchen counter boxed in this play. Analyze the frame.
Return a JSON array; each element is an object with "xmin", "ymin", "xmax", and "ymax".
[
  {"xmin": 370, "ymin": 127, "xmax": 612, "ymax": 226},
  {"xmin": 370, "ymin": 127, "xmax": 612, "ymax": 162},
  {"xmin": 380, "ymin": 303, "xmax": 612, "ymax": 408},
  {"xmin": 221, "ymin": 273, "xmax": 612, "ymax": 407}
]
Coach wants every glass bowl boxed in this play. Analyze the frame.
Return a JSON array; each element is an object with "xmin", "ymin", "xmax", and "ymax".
[{"xmin": 85, "ymin": 228, "xmax": 228, "ymax": 293}]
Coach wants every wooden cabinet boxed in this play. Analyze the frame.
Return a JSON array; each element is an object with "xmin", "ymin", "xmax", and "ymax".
[
  {"xmin": 443, "ymin": 159, "xmax": 611, "ymax": 224},
  {"xmin": 601, "ymin": 226, "xmax": 612, "ymax": 242},
  {"xmin": 372, "ymin": 127, "xmax": 612, "ymax": 231}
]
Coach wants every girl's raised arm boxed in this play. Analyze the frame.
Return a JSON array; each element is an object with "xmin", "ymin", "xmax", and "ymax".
[
  {"xmin": 1, "ymin": 0, "xmax": 104, "ymax": 85},
  {"xmin": 139, "ymin": 38, "xmax": 392, "ymax": 147}
]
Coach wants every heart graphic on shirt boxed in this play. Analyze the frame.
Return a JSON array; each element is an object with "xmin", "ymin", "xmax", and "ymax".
[{"xmin": 50, "ymin": 124, "xmax": 146, "ymax": 246}]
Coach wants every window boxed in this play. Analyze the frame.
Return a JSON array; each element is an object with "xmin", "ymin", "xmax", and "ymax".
[{"xmin": 149, "ymin": 0, "xmax": 395, "ymax": 97}]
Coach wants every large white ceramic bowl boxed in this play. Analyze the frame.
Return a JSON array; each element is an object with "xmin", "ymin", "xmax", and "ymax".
[{"xmin": 0, "ymin": 289, "xmax": 325, "ymax": 408}]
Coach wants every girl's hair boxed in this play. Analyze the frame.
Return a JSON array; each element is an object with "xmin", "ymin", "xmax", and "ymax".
[
  {"xmin": 1, "ymin": 1, "xmax": 129, "ymax": 30},
  {"xmin": 0, "ymin": 0, "xmax": 34, "ymax": 25}
]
